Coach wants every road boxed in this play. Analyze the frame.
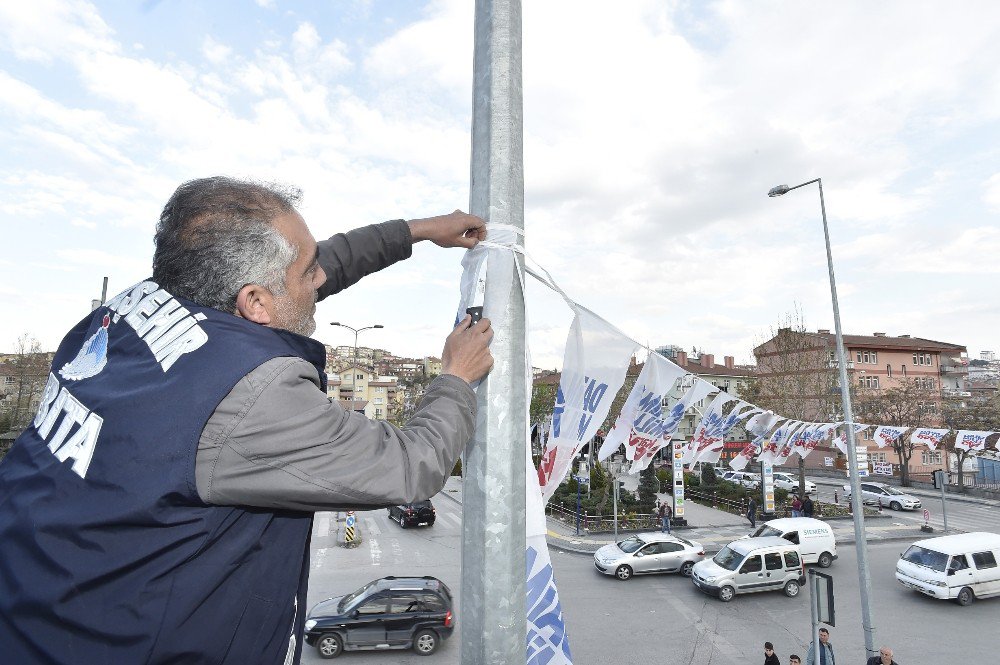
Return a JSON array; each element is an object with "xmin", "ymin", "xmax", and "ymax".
[{"xmin": 303, "ymin": 493, "xmax": 998, "ymax": 664}]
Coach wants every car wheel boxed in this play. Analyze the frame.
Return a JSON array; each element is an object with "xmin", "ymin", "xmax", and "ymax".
[
  {"xmin": 890, "ymin": 501, "xmax": 901, "ymax": 511},
  {"xmin": 680, "ymin": 561, "xmax": 694, "ymax": 577},
  {"xmin": 957, "ymin": 587, "xmax": 975, "ymax": 606},
  {"xmin": 317, "ymin": 633, "xmax": 343, "ymax": 659},
  {"xmin": 817, "ymin": 552, "xmax": 833, "ymax": 569},
  {"xmin": 784, "ymin": 580, "xmax": 800, "ymax": 598},
  {"xmin": 718, "ymin": 585, "xmax": 735, "ymax": 602},
  {"xmin": 427, "ymin": 520, "xmax": 435, "ymax": 527},
  {"xmin": 413, "ymin": 629, "xmax": 439, "ymax": 655},
  {"xmin": 615, "ymin": 565, "xmax": 633, "ymax": 581},
  {"xmin": 399, "ymin": 514, "xmax": 407, "ymax": 528}
]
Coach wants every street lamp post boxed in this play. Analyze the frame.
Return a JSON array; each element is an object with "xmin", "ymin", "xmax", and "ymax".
[
  {"xmin": 329, "ymin": 322, "xmax": 384, "ymax": 396},
  {"xmin": 768, "ymin": 178, "xmax": 878, "ymax": 658}
]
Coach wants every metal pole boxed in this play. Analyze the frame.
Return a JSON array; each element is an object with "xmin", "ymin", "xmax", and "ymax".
[
  {"xmin": 808, "ymin": 570, "xmax": 820, "ymax": 665},
  {"xmin": 100, "ymin": 276, "xmax": 108, "ymax": 304},
  {"xmin": 463, "ymin": 1, "xmax": 525, "ymax": 663},
  {"xmin": 575, "ymin": 480, "xmax": 581, "ymax": 536},
  {"xmin": 613, "ymin": 470, "xmax": 619, "ymax": 539},
  {"xmin": 940, "ymin": 470, "xmax": 949, "ymax": 532},
  {"xmin": 816, "ymin": 178, "xmax": 878, "ymax": 658}
]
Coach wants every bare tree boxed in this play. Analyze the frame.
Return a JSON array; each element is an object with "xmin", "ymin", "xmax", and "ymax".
[
  {"xmin": 941, "ymin": 393, "xmax": 1000, "ymax": 489},
  {"xmin": 748, "ymin": 308, "xmax": 839, "ymax": 496},
  {"xmin": 852, "ymin": 380, "xmax": 937, "ymax": 486},
  {"xmin": 0, "ymin": 334, "xmax": 53, "ymax": 432}
]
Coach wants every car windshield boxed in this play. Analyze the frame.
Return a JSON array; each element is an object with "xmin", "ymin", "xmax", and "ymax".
[
  {"xmin": 752, "ymin": 525, "xmax": 782, "ymax": 538},
  {"xmin": 884, "ymin": 486, "xmax": 904, "ymax": 495},
  {"xmin": 713, "ymin": 546, "xmax": 743, "ymax": 571},
  {"xmin": 617, "ymin": 536, "xmax": 645, "ymax": 553},
  {"xmin": 901, "ymin": 545, "xmax": 949, "ymax": 572},
  {"xmin": 339, "ymin": 580, "xmax": 378, "ymax": 611}
]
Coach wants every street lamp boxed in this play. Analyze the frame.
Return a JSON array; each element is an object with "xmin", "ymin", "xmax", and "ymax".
[
  {"xmin": 768, "ymin": 178, "xmax": 877, "ymax": 658},
  {"xmin": 330, "ymin": 322, "xmax": 384, "ymax": 397}
]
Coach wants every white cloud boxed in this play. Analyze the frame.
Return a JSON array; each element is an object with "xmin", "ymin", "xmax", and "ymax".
[{"xmin": 984, "ymin": 173, "xmax": 1000, "ymax": 212}]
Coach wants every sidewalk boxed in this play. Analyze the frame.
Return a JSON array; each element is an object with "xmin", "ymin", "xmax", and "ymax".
[
  {"xmin": 438, "ymin": 477, "xmax": 941, "ymax": 556},
  {"xmin": 811, "ymin": 475, "xmax": 999, "ymax": 507}
]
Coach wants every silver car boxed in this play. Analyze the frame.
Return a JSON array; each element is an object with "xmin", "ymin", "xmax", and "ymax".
[
  {"xmin": 594, "ymin": 533, "xmax": 705, "ymax": 581},
  {"xmin": 844, "ymin": 481, "xmax": 921, "ymax": 510}
]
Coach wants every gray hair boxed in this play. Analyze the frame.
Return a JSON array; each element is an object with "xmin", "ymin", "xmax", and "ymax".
[{"xmin": 152, "ymin": 176, "xmax": 302, "ymax": 311}]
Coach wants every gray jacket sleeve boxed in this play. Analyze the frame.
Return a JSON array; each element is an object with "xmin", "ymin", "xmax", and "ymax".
[
  {"xmin": 316, "ymin": 220, "xmax": 412, "ymax": 301},
  {"xmin": 195, "ymin": 357, "xmax": 476, "ymax": 511}
]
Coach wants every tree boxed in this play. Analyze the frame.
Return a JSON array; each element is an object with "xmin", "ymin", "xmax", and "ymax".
[
  {"xmin": 748, "ymin": 308, "xmax": 838, "ymax": 496},
  {"xmin": 941, "ymin": 394, "xmax": 1000, "ymax": 489},
  {"xmin": 852, "ymin": 380, "xmax": 937, "ymax": 486},
  {"xmin": 637, "ymin": 464, "xmax": 658, "ymax": 509},
  {"xmin": 0, "ymin": 334, "xmax": 52, "ymax": 433}
]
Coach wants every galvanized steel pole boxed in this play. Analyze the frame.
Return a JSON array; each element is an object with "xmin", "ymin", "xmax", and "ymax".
[{"xmin": 462, "ymin": 1, "xmax": 526, "ymax": 664}]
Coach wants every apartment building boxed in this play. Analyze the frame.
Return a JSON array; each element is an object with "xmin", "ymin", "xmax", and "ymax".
[{"xmin": 327, "ymin": 363, "xmax": 402, "ymax": 421}]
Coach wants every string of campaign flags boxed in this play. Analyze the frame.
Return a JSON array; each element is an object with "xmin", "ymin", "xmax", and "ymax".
[{"xmin": 457, "ymin": 232, "xmax": 997, "ymax": 665}]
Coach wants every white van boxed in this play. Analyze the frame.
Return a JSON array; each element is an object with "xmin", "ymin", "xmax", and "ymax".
[
  {"xmin": 896, "ymin": 532, "xmax": 1000, "ymax": 606},
  {"xmin": 691, "ymin": 537, "xmax": 806, "ymax": 602},
  {"xmin": 745, "ymin": 517, "xmax": 837, "ymax": 568}
]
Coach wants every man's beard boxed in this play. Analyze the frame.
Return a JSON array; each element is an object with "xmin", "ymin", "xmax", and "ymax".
[{"xmin": 274, "ymin": 293, "xmax": 317, "ymax": 336}]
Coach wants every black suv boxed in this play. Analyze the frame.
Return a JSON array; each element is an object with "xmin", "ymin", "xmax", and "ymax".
[
  {"xmin": 304, "ymin": 576, "xmax": 454, "ymax": 659},
  {"xmin": 387, "ymin": 499, "xmax": 436, "ymax": 528}
]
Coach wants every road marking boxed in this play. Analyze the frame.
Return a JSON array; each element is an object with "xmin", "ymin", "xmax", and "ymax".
[
  {"xmin": 313, "ymin": 547, "xmax": 328, "ymax": 570},
  {"xmin": 369, "ymin": 538, "xmax": 382, "ymax": 566},
  {"xmin": 314, "ymin": 512, "xmax": 331, "ymax": 538},
  {"xmin": 364, "ymin": 516, "xmax": 381, "ymax": 536}
]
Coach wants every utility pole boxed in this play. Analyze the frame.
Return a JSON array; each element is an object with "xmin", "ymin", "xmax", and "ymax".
[{"xmin": 462, "ymin": 1, "xmax": 526, "ymax": 664}]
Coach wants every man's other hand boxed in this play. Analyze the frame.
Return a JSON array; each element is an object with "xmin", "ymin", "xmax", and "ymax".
[
  {"xmin": 441, "ymin": 315, "xmax": 494, "ymax": 384},
  {"xmin": 408, "ymin": 211, "xmax": 486, "ymax": 249}
]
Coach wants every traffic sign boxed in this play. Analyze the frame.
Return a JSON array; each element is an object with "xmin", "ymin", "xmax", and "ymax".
[{"xmin": 923, "ymin": 509, "xmax": 930, "ymax": 522}]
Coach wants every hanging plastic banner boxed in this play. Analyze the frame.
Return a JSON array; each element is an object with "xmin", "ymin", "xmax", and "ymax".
[
  {"xmin": 796, "ymin": 423, "xmax": 836, "ymax": 461},
  {"xmin": 537, "ymin": 308, "xmax": 637, "ymax": 501},
  {"xmin": 598, "ymin": 353, "xmax": 685, "ymax": 462},
  {"xmin": 635, "ymin": 378, "xmax": 714, "ymax": 473},
  {"xmin": 730, "ymin": 412, "xmax": 781, "ymax": 470},
  {"xmin": 872, "ymin": 425, "xmax": 908, "ymax": 449},
  {"xmin": 909, "ymin": 427, "xmax": 949, "ymax": 450},
  {"xmin": 954, "ymin": 430, "xmax": 994, "ymax": 453},
  {"xmin": 695, "ymin": 402, "xmax": 762, "ymax": 466},
  {"xmin": 684, "ymin": 392, "xmax": 736, "ymax": 465},
  {"xmin": 833, "ymin": 422, "xmax": 868, "ymax": 455}
]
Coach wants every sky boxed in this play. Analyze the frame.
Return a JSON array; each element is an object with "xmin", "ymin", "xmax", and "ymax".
[{"xmin": 1, "ymin": 0, "xmax": 999, "ymax": 370}]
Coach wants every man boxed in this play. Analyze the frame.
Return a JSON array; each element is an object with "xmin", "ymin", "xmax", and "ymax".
[
  {"xmin": 747, "ymin": 495, "xmax": 758, "ymax": 528},
  {"xmin": 659, "ymin": 500, "xmax": 672, "ymax": 533},
  {"xmin": 805, "ymin": 627, "xmax": 836, "ymax": 665},
  {"xmin": 866, "ymin": 646, "xmax": 899, "ymax": 665},
  {"xmin": 790, "ymin": 656, "xmax": 802, "ymax": 665},
  {"xmin": 0, "ymin": 177, "xmax": 494, "ymax": 664},
  {"xmin": 802, "ymin": 494, "xmax": 814, "ymax": 518},
  {"xmin": 764, "ymin": 641, "xmax": 780, "ymax": 665}
]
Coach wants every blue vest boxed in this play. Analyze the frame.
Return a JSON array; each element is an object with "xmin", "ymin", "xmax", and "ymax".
[{"xmin": 0, "ymin": 280, "xmax": 327, "ymax": 664}]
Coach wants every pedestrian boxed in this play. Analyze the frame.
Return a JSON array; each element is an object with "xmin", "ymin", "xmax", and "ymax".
[
  {"xmin": 805, "ymin": 627, "xmax": 836, "ymax": 665},
  {"xmin": 0, "ymin": 177, "xmax": 493, "ymax": 664},
  {"xmin": 789, "ymin": 656, "xmax": 802, "ymax": 665},
  {"xmin": 663, "ymin": 502, "xmax": 673, "ymax": 533},
  {"xmin": 833, "ymin": 488, "xmax": 839, "ymax": 504},
  {"xmin": 791, "ymin": 495, "xmax": 803, "ymax": 517},
  {"xmin": 866, "ymin": 646, "xmax": 899, "ymax": 665},
  {"xmin": 764, "ymin": 641, "xmax": 780, "ymax": 665},
  {"xmin": 802, "ymin": 495, "xmax": 814, "ymax": 518},
  {"xmin": 747, "ymin": 496, "xmax": 758, "ymax": 528}
]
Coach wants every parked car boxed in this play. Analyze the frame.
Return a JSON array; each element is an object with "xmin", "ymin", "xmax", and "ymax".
[
  {"xmin": 304, "ymin": 576, "xmax": 455, "ymax": 658},
  {"xmin": 745, "ymin": 517, "xmax": 837, "ymax": 568},
  {"xmin": 843, "ymin": 481, "xmax": 921, "ymax": 510},
  {"xmin": 691, "ymin": 537, "xmax": 806, "ymax": 602},
  {"xmin": 771, "ymin": 472, "xmax": 817, "ymax": 494},
  {"xmin": 721, "ymin": 471, "xmax": 760, "ymax": 489},
  {"xmin": 388, "ymin": 500, "xmax": 436, "ymax": 528},
  {"xmin": 594, "ymin": 533, "xmax": 706, "ymax": 581},
  {"xmin": 896, "ymin": 532, "xmax": 1000, "ymax": 606}
]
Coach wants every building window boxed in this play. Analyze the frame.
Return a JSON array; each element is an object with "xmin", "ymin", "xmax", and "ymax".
[
  {"xmin": 922, "ymin": 451, "xmax": 942, "ymax": 465},
  {"xmin": 912, "ymin": 352, "xmax": 932, "ymax": 366},
  {"xmin": 886, "ymin": 364, "xmax": 892, "ymax": 378},
  {"xmin": 856, "ymin": 350, "xmax": 877, "ymax": 364},
  {"xmin": 870, "ymin": 451, "xmax": 888, "ymax": 464},
  {"xmin": 374, "ymin": 398, "xmax": 383, "ymax": 404},
  {"xmin": 375, "ymin": 409, "xmax": 383, "ymax": 417},
  {"xmin": 901, "ymin": 364, "xmax": 906, "ymax": 377},
  {"xmin": 860, "ymin": 375, "xmax": 880, "ymax": 389}
]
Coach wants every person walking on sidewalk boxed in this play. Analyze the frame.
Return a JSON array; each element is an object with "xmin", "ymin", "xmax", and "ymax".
[
  {"xmin": 658, "ymin": 502, "xmax": 672, "ymax": 533},
  {"xmin": 763, "ymin": 642, "xmax": 780, "ymax": 665},
  {"xmin": 791, "ymin": 495, "xmax": 803, "ymax": 517},
  {"xmin": 747, "ymin": 497, "xmax": 758, "ymax": 528},
  {"xmin": 802, "ymin": 495, "xmax": 814, "ymax": 518},
  {"xmin": 805, "ymin": 627, "xmax": 835, "ymax": 665},
  {"xmin": 866, "ymin": 646, "xmax": 898, "ymax": 665}
]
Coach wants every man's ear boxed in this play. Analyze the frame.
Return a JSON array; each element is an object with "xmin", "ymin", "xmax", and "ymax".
[{"xmin": 235, "ymin": 283, "xmax": 273, "ymax": 325}]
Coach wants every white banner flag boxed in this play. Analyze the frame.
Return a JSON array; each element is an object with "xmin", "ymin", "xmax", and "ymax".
[
  {"xmin": 774, "ymin": 421, "xmax": 809, "ymax": 466},
  {"xmin": 872, "ymin": 425, "xmax": 908, "ymax": 449},
  {"xmin": 597, "ymin": 353, "xmax": 685, "ymax": 462},
  {"xmin": 685, "ymin": 392, "xmax": 737, "ymax": 465},
  {"xmin": 910, "ymin": 427, "xmax": 949, "ymax": 450},
  {"xmin": 955, "ymin": 430, "xmax": 994, "ymax": 453},
  {"xmin": 730, "ymin": 412, "xmax": 782, "ymax": 471},
  {"xmin": 695, "ymin": 402, "xmax": 762, "ymax": 466},
  {"xmin": 760, "ymin": 420, "xmax": 801, "ymax": 465},
  {"xmin": 538, "ymin": 308, "xmax": 637, "ymax": 501},
  {"xmin": 631, "ymin": 377, "xmax": 715, "ymax": 474},
  {"xmin": 797, "ymin": 423, "xmax": 836, "ymax": 461},
  {"xmin": 833, "ymin": 422, "xmax": 868, "ymax": 455}
]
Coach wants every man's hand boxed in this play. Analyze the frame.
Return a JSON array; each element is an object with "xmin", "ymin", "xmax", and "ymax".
[
  {"xmin": 441, "ymin": 315, "xmax": 494, "ymax": 384},
  {"xmin": 408, "ymin": 211, "xmax": 486, "ymax": 249}
]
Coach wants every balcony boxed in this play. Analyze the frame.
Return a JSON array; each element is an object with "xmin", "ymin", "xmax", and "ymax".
[{"xmin": 940, "ymin": 365, "xmax": 969, "ymax": 375}]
